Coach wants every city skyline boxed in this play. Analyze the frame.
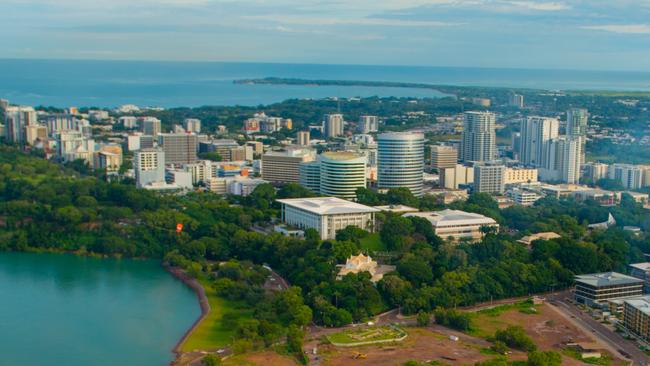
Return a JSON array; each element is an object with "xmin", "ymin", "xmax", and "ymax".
[{"xmin": 4, "ymin": 1, "xmax": 650, "ymax": 71}]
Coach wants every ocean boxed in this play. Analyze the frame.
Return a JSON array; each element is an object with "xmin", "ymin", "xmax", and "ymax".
[{"xmin": 1, "ymin": 59, "xmax": 650, "ymax": 108}]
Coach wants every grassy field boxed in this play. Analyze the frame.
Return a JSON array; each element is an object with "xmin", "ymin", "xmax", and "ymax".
[
  {"xmin": 359, "ymin": 233, "xmax": 387, "ymax": 252},
  {"xmin": 469, "ymin": 300, "xmax": 540, "ymax": 338},
  {"xmin": 327, "ymin": 326, "xmax": 406, "ymax": 345},
  {"xmin": 181, "ymin": 278, "xmax": 253, "ymax": 351}
]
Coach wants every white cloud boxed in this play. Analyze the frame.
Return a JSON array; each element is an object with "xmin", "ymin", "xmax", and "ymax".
[
  {"xmin": 582, "ymin": 24, "xmax": 650, "ymax": 34},
  {"xmin": 243, "ymin": 14, "xmax": 459, "ymax": 27},
  {"xmin": 507, "ymin": 1, "xmax": 570, "ymax": 11}
]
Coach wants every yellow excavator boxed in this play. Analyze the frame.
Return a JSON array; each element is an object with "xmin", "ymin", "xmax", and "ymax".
[{"xmin": 351, "ymin": 352, "xmax": 367, "ymax": 359}]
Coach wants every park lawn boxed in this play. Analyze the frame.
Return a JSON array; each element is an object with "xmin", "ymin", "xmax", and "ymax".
[
  {"xmin": 359, "ymin": 233, "xmax": 387, "ymax": 252},
  {"xmin": 468, "ymin": 300, "xmax": 540, "ymax": 339},
  {"xmin": 182, "ymin": 278, "xmax": 253, "ymax": 351}
]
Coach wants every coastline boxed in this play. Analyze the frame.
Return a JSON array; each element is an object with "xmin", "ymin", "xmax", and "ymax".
[{"xmin": 164, "ymin": 264, "xmax": 211, "ymax": 366}]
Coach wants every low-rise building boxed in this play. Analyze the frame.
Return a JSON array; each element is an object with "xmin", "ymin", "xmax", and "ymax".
[
  {"xmin": 574, "ymin": 272, "xmax": 644, "ymax": 307},
  {"xmin": 374, "ymin": 205, "xmax": 420, "ymax": 214},
  {"xmin": 517, "ymin": 232, "xmax": 561, "ymax": 246},
  {"xmin": 336, "ymin": 254, "xmax": 395, "ymax": 283},
  {"xmin": 623, "ymin": 296, "xmax": 650, "ymax": 341},
  {"xmin": 404, "ymin": 209, "xmax": 499, "ymax": 242},
  {"xmin": 277, "ymin": 197, "xmax": 379, "ymax": 240},
  {"xmin": 630, "ymin": 263, "xmax": 650, "ymax": 293}
]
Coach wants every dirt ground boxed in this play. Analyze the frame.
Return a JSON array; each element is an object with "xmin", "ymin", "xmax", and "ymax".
[
  {"xmin": 308, "ymin": 303, "xmax": 627, "ymax": 366},
  {"xmin": 222, "ymin": 351, "xmax": 299, "ymax": 366}
]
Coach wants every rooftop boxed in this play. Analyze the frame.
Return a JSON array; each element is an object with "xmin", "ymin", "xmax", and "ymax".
[
  {"xmin": 374, "ymin": 204, "xmax": 420, "ymax": 214},
  {"xmin": 277, "ymin": 197, "xmax": 380, "ymax": 215},
  {"xmin": 517, "ymin": 232, "xmax": 561, "ymax": 245},
  {"xmin": 321, "ymin": 151, "xmax": 365, "ymax": 161},
  {"xmin": 574, "ymin": 272, "xmax": 643, "ymax": 287},
  {"xmin": 624, "ymin": 295, "xmax": 650, "ymax": 316},
  {"xmin": 404, "ymin": 209, "xmax": 497, "ymax": 226},
  {"xmin": 630, "ymin": 262, "xmax": 650, "ymax": 271}
]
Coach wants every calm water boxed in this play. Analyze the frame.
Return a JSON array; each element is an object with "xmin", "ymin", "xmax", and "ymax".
[
  {"xmin": 2, "ymin": 59, "xmax": 650, "ymax": 108},
  {"xmin": 0, "ymin": 252, "xmax": 200, "ymax": 366}
]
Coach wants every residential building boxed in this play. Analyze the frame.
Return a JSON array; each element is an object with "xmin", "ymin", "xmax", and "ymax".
[
  {"xmin": 324, "ymin": 113, "xmax": 344, "ymax": 138},
  {"xmin": 504, "ymin": 168, "xmax": 538, "ymax": 184},
  {"xmin": 119, "ymin": 116, "xmax": 138, "ymax": 129},
  {"xmin": 622, "ymin": 296, "xmax": 650, "ymax": 341},
  {"xmin": 574, "ymin": 272, "xmax": 643, "ymax": 307},
  {"xmin": 246, "ymin": 141, "xmax": 264, "ymax": 155},
  {"xmin": 474, "ymin": 163, "xmax": 506, "ymax": 194},
  {"xmin": 46, "ymin": 114, "xmax": 77, "ymax": 135},
  {"xmin": 297, "ymin": 130, "xmax": 310, "ymax": 146},
  {"xmin": 507, "ymin": 187, "xmax": 543, "ymax": 206},
  {"xmin": 540, "ymin": 136, "xmax": 582, "ymax": 184},
  {"xmin": 166, "ymin": 169, "xmax": 193, "ymax": 190},
  {"xmin": 158, "ymin": 133, "xmax": 198, "ymax": 165},
  {"xmin": 183, "ymin": 118, "xmax": 201, "ymax": 133},
  {"xmin": 377, "ymin": 132, "xmax": 425, "ymax": 196},
  {"xmin": 299, "ymin": 160, "xmax": 321, "ymax": 193},
  {"xmin": 566, "ymin": 108, "xmax": 588, "ymax": 164},
  {"xmin": 509, "ymin": 93, "xmax": 524, "ymax": 108},
  {"xmin": 25, "ymin": 125, "xmax": 47, "ymax": 145},
  {"xmin": 243, "ymin": 118, "xmax": 260, "ymax": 134},
  {"xmin": 358, "ymin": 115, "xmax": 379, "ymax": 133},
  {"xmin": 319, "ymin": 151, "xmax": 367, "ymax": 200},
  {"xmin": 199, "ymin": 139, "xmax": 240, "ymax": 160},
  {"xmin": 630, "ymin": 263, "xmax": 650, "ymax": 293},
  {"xmin": 4, "ymin": 105, "xmax": 36, "ymax": 143},
  {"xmin": 584, "ymin": 162, "xmax": 609, "ymax": 182},
  {"xmin": 430, "ymin": 145, "xmax": 458, "ymax": 171},
  {"xmin": 140, "ymin": 117, "xmax": 161, "ymax": 136},
  {"xmin": 277, "ymin": 197, "xmax": 379, "ymax": 240},
  {"xmin": 134, "ymin": 148, "xmax": 165, "ymax": 188},
  {"xmin": 519, "ymin": 116, "xmax": 559, "ymax": 167},
  {"xmin": 94, "ymin": 144, "xmax": 123, "ymax": 173},
  {"xmin": 609, "ymin": 164, "xmax": 644, "ymax": 190},
  {"xmin": 404, "ymin": 209, "xmax": 499, "ymax": 242},
  {"xmin": 440, "ymin": 164, "xmax": 474, "ymax": 189},
  {"xmin": 460, "ymin": 111, "xmax": 496, "ymax": 163},
  {"xmin": 261, "ymin": 146, "xmax": 316, "ymax": 184}
]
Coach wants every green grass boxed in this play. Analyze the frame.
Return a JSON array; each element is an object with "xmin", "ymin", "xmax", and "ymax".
[
  {"xmin": 326, "ymin": 326, "xmax": 405, "ymax": 345},
  {"xmin": 563, "ymin": 348, "xmax": 611, "ymax": 366},
  {"xmin": 181, "ymin": 278, "xmax": 253, "ymax": 351},
  {"xmin": 359, "ymin": 233, "xmax": 387, "ymax": 252}
]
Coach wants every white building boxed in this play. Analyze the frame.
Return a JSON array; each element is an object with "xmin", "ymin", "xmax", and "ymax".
[
  {"xmin": 575, "ymin": 272, "xmax": 643, "ymax": 307},
  {"xmin": 430, "ymin": 145, "xmax": 458, "ymax": 171},
  {"xmin": 4, "ymin": 105, "xmax": 36, "ymax": 143},
  {"xmin": 277, "ymin": 197, "xmax": 379, "ymax": 240},
  {"xmin": 540, "ymin": 136, "xmax": 582, "ymax": 184},
  {"xmin": 323, "ymin": 114, "xmax": 344, "ymax": 138},
  {"xmin": 297, "ymin": 130, "xmax": 310, "ymax": 146},
  {"xmin": 358, "ymin": 115, "xmax": 379, "ymax": 133},
  {"xmin": 519, "ymin": 116, "xmax": 559, "ymax": 167},
  {"xmin": 460, "ymin": 111, "xmax": 496, "ymax": 163},
  {"xmin": 474, "ymin": 163, "xmax": 506, "ymax": 194},
  {"xmin": 440, "ymin": 164, "xmax": 474, "ymax": 189},
  {"xmin": 134, "ymin": 148, "xmax": 165, "ymax": 188},
  {"xmin": 183, "ymin": 118, "xmax": 201, "ymax": 133},
  {"xmin": 140, "ymin": 117, "xmax": 161, "ymax": 136},
  {"xmin": 608, "ymin": 164, "xmax": 644, "ymax": 190},
  {"xmin": 119, "ymin": 116, "xmax": 138, "ymax": 129},
  {"xmin": 566, "ymin": 108, "xmax": 589, "ymax": 165},
  {"xmin": 404, "ymin": 209, "xmax": 499, "ymax": 241}
]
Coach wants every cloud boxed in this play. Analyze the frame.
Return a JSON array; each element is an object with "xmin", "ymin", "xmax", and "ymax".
[
  {"xmin": 582, "ymin": 24, "xmax": 650, "ymax": 34},
  {"xmin": 507, "ymin": 1, "xmax": 569, "ymax": 11},
  {"xmin": 243, "ymin": 14, "xmax": 460, "ymax": 27}
]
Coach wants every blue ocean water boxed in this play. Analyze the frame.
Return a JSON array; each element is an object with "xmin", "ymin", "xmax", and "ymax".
[{"xmin": 1, "ymin": 59, "xmax": 650, "ymax": 108}]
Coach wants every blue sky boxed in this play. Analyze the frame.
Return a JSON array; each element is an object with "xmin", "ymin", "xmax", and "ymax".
[{"xmin": 3, "ymin": 0, "xmax": 650, "ymax": 70}]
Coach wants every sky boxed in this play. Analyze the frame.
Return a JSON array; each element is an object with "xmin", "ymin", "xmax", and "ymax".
[{"xmin": 3, "ymin": 0, "xmax": 650, "ymax": 70}]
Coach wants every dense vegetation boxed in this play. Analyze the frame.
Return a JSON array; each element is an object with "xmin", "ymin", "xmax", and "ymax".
[{"xmin": 3, "ymin": 146, "xmax": 650, "ymax": 360}]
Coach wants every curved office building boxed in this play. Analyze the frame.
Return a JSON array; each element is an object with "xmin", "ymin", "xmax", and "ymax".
[
  {"xmin": 319, "ymin": 151, "xmax": 367, "ymax": 200},
  {"xmin": 378, "ymin": 132, "xmax": 425, "ymax": 197}
]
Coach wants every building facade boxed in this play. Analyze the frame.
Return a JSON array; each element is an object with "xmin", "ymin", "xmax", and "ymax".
[
  {"xmin": 319, "ymin": 151, "xmax": 367, "ymax": 200},
  {"xmin": 377, "ymin": 132, "xmax": 425, "ymax": 197},
  {"xmin": 519, "ymin": 116, "xmax": 559, "ymax": 167},
  {"xmin": 574, "ymin": 272, "xmax": 644, "ymax": 307},
  {"xmin": 323, "ymin": 114, "xmax": 344, "ymax": 138},
  {"xmin": 358, "ymin": 115, "xmax": 379, "ymax": 133},
  {"xmin": 261, "ymin": 147, "xmax": 316, "ymax": 184},
  {"xmin": 430, "ymin": 145, "xmax": 458, "ymax": 171},
  {"xmin": 158, "ymin": 133, "xmax": 198, "ymax": 165},
  {"xmin": 474, "ymin": 163, "xmax": 506, "ymax": 194},
  {"xmin": 404, "ymin": 209, "xmax": 499, "ymax": 241},
  {"xmin": 134, "ymin": 148, "xmax": 166, "ymax": 188},
  {"xmin": 460, "ymin": 111, "xmax": 496, "ymax": 163}
]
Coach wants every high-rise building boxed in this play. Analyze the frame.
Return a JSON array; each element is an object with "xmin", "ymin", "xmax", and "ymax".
[
  {"xmin": 319, "ymin": 151, "xmax": 367, "ymax": 200},
  {"xmin": 430, "ymin": 145, "xmax": 458, "ymax": 171},
  {"xmin": 583, "ymin": 162, "xmax": 609, "ymax": 183},
  {"xmin": 261, "ymin": 146, "xmax": 316, "ymax": 184},
  {"xmin": 25, "ymin": 125, "xmax": 48, "ymax": 145},
  {"xmin": 4, "ymin": 106, "xmax": 36, "ymax": 143},
  {"xmin": 440, "ymin": 164, "xmax": 474, "ymax": 189},
  {"xmin": 519, "ymin": 116, "xmax": 559, "ymax": 167},
  {"xmin": 511, "ymin": 132, "xmax": 521, "ymax": 160},
  {"xmin": 474, "ymin": 163, "xmax": 506, "ymax": 194},
  {"xmin": 541, "ymin": 137, "xmax": 582, "ymax": 184},
  {"xmin": 183, "ymin": 118, "xmax": 201, "ymax": 133},
  {"xmin": 509, "ymin": 93, "xmax": 524, "ymax": 108},
  {"xmin": 297, "ymin": 131, "xmax": 310, "ymax": 146},
  {"xmin": 46, "ymin": 114, "xmax": 77, "ymax": 135},
  {"xmin": 299, "ymin": 160, "xmax": 321, "ymax": 193},
  {"xmin": 566, "ymin": 108, "xmax": 589, "ymax": 164},
  {"xmin": 199, "ymin": 139, "xmax": 239, "ymax": 161},
  {"xmin": 324, "ymin": 114, "xmax": 344, "ymax": 138},
  {"xmin": 134, "ymin": 148, "xmax": 165, "ymax": 188},
  {"xmin": 158, "ymin": 133, "xmax": 198, "ymax": 165},
  {"xmin": 140, "ymin": 117, "xmax": 162, "ymax": 136},
  {"xmin": 460, "ymin": 111, "xmax": 496, "ymax": 163},
  {"xmin": 609, "ymin": 164, "xmax": 644, "ymax": 190},
  {"xmin": 378, "ymin": 132, "xmax": 425, "ymax": 196},
  {"xmin": 358, "ymin": 115, "xmax": 379, "ymax": 133}
]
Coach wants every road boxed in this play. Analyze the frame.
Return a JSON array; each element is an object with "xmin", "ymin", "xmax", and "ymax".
[{"xmin": 547, "ymin": 291, "xmax": 650, "ymax": 366}]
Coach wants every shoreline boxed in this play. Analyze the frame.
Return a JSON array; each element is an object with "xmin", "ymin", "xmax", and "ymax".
[{"xmin": 164, "ymin": 264, "xmax": 211, "ymax": 366}]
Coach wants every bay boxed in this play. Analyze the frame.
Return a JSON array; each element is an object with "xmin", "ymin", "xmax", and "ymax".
[
  {"xmin": 2, "ymin": 59, "xmax": 650, "ymax": 108},
  {"xmin": 0, "ymin": 252, "xmax": 200, "ymax": 366}
]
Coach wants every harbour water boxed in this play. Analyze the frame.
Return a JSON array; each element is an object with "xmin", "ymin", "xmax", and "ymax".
[
  {"xmin": 0, "ymin": 252, "xmax": 200, "ymax": 366},
  {"xmin": 1, "ymin": 59, "xmax": 649, "ymax": 108}
]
